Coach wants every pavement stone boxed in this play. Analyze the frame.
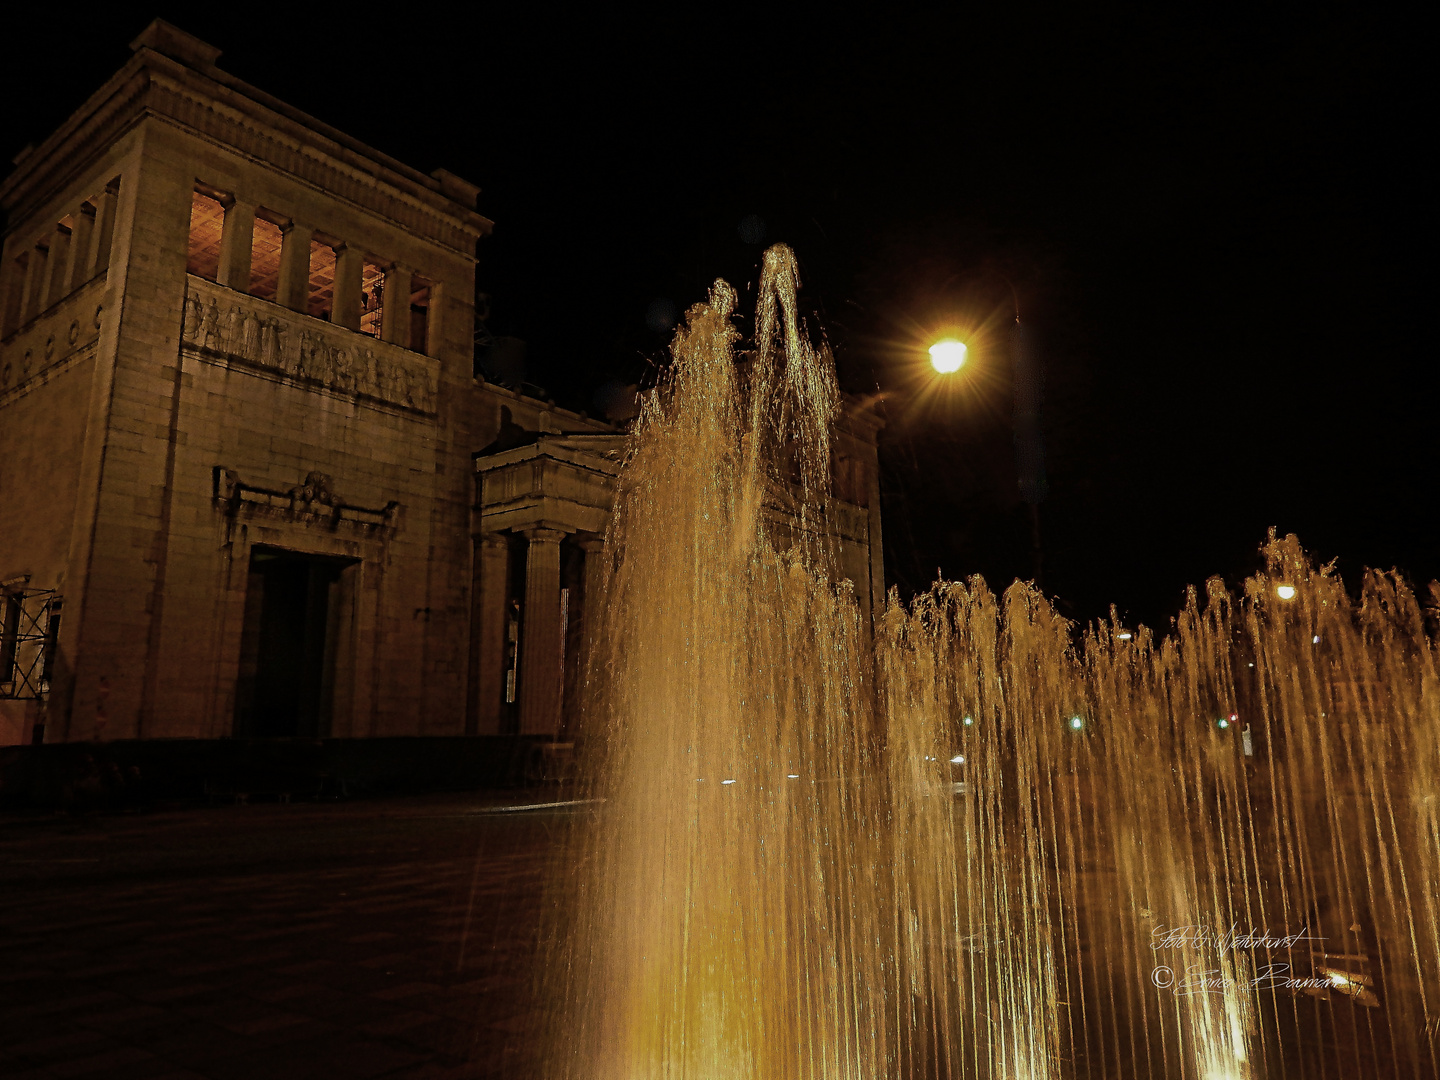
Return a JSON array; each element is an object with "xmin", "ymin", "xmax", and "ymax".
[{"xmin": 0, "ymin": 792, "xmax": 572, "ymax": 1078}]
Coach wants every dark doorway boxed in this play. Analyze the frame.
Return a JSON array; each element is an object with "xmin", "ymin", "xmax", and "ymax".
[{"xmin": 235, "ymin": 547, "xmax": 356, "ymax": 738}]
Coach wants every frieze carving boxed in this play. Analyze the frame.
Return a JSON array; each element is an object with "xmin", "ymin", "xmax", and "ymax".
[
  {"xmin": 0, "ymin": 274, "xmax": 106, "ymax": 403},
  {"xmin": 214, "ymin": 466, "xmax": 400, "ymax": 532},
  {"xmin": 183, "ymin": 276, "xmax": 439, "ymax": 414}
]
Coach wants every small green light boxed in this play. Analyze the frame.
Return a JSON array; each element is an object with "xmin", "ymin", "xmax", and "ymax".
[
  {"xmin": 1069, "ymin": 716, "xmax": 1084, "ymax": 731},
  {"xmin": 963, "ymin": 716, "xmax": 974, "ymax": 726},
  {"xmin": 1217, "ymin": 718, "xmax": 1229, "ymax": 729}
]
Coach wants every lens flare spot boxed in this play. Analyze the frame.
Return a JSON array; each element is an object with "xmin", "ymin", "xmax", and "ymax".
[{"xmin": 929, "ymin": 338, "xmax": 967, "ymax": 373}]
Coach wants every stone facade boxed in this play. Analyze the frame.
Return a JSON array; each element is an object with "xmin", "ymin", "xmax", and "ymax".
[{"xmin": 0, "ymin": 21, "xmax": 883, "ymax": 747}]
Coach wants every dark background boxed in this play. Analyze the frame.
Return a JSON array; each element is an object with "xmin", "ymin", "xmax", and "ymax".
[{"xmin": 3, "ymin": 8, "xmax": 1430, "ymax": 630}]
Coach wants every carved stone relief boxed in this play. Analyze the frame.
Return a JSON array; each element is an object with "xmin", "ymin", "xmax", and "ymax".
[{"xmin": 183, "ymin": 277, "xmax": 439, "ymax": 414}]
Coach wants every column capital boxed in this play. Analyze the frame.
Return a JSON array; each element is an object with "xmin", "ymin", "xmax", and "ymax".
[
  {"xmin": 476, "ymin": 530, "xmax": 510, "ymax": 549},
  {"xmin": 576, "ymin": 536, "xmax": 605, "ymax": 553},
  {"xmin": 521, "ymin": 526, "xmax": 568, "ymax": 544}
]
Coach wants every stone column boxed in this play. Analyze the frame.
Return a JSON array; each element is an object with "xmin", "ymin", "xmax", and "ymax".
[
  {"xmin": 276, "ymin": 220, "xmax": 313, "ymax": 311},
  {"xmin": 517, "ymin": 527, "xmax": 566, "ymax": 736},
  {"xmin": 216, "ymin": 199, "xmax": 255, "ymax": 291},
  {"xmin": 62, "ymin": 203, "xmax": 95, "ymax": 293},
  {"xmin": 84, "ymin": 186, "xmax": 117, "ymax": 279},
  {"xmin": 17, "ymin": 240, "xmax": 46, "ymax": 323},
  {"xmin": 468, "ymin": 532, "xmax": 510, "ymax": 735},
  {"xmin": 37, "ymin": 224, "xmax": 70, "ymax": 310},
  {"xmin": 422, "ymin": 279, "xmax": 444, "ymax": 358},
  {"xmin": 577, "ymin": 536, "xmax": 607, "ymax": 670},
  {"xmin": 332, "ymin": 244, "xmax": 364, "ymax": 331},
  {"xmin": 381, "ymin": 263, "xmax": 411, "ymax": 345}
]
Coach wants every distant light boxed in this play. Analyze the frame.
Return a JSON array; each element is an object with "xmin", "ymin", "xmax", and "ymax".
[
  {"xmin": 950, "ymin": 755, "xmax": 965, "ymax": 764},
  {"xmin": 929, "ymin": 339, "xmax": 967, "ymax": 374},
  {"xmin": 786, "ymin": 774, "xmax": 799, "ymax": 779},
  {"xmin": 721, "ymin": 779, "xmax": 737, "ymax": 785},
  {"xmin": 1117, "ymin": 631, "xmax": 1133, "ymax": 641},
  {"xmin": 1229, "ymin": 713, "xmax": 1238, "ymax": 723},
  {"xmin": 963, "ymin": 716, "xmax": 974, "ymax": 726},
  {"xmin": 1217, "ymin": 717, "xmax": 1229, "ymax": 729},
  {"xmin": 1312, "ymin": 635, "xmax": 1320, "ymax": 644},
  {"xmin": 1069, "ymin": 716, "xmax": 1084, "ymax": 730},
  {"xmin": 1276, "ymin": 584, "xmax": 1297, "ymax": 600}
]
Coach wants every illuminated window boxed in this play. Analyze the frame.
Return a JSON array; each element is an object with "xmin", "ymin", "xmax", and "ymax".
[
  {"xmin": 248, "ymin": 214, "xmax": 284, "ymax": 301},
  {"xmin": 307, "ymin": 238, "xmax": 337, "ymax": 320},
  {"xmin": 360, "ymin": 260, "xmax": 386, "ymax": 338},
  {"xmin": 186, "ymin": 190, "xmax": 225, "ymax": 280}
]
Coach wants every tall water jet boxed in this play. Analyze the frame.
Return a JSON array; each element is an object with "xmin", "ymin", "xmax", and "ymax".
[
  {"xmin": 545, "ymin": 244, "xmax": 1439, "ymax": 1078},
  {"xmin": 547, "ymin": 247, "xmax": 891, "ymax": 1078}
]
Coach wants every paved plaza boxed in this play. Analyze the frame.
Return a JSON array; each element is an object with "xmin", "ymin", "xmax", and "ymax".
[{"xmin": 0, "ymin": 793, "xmax": 565, "ymax": 1079}]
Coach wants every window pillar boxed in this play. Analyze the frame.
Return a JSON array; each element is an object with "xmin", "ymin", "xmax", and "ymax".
[
  {"xmin": 332, "ymin": 244, "xmax": 364, "ymax": 331},
  {"xmin": 381, "ymin": 263, "xmax": 411, "ymax": 345},
  {"xmin": 216, "ymin": 199, "xmax": 255, "ymax": 290},
  {"xmin": 517, "ymin": 527, "xmax": 567, "ymax": 736},
  {"xmin": 276, "ymin": 220, "xmax": 313, "ymax": 311},
  {"xmin": 37, "ymin": 224, "xmax": 70, "ymax": 310},
  {"xmin": 422, "ymin": 280, "xmax": 445, "ymax": 358},
  {"xmin": 62, "ymin": 203, "xmax": 95, "ymax": 293},
  {"xmin": 84, "ymin": 186, "xmax": 118, "ymax": 280},
  {"xmin": 18, "ymin": 240, "xmax": 46, "ymax": 324}
]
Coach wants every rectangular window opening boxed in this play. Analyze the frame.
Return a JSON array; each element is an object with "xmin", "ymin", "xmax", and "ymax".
[
  {"xmin": 187, "ymin": 190, "xmax": 226, "ymax": 280},
  {"xmin": 307, "ymin": 239, "xmax": 337, "ymax": 320},
  {"xmin": 41, "ymin": 598, "xmax": 61, "ymax": 685},
  {"xmin": 0, "ymin": 592, "xmax": 20, "ymax": 684},
  {"xmin": 248, "ymin": 214, "xmax": 285, "ymax": 301},
  {"xmin": 360, "ymin": 259, "xmax": 386, "ymax": 338}
]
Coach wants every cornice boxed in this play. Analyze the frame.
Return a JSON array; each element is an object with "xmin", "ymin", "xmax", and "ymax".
[{"xmin": 3, "ymin": 48, "xmax": 493, "ymax": 255}]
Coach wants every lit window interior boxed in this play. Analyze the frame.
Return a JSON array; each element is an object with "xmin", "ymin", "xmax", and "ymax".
[
  {"xmin": 187, "ymin": 191, "xmax": 225, "ymax": 281},
  {"xmin": 360, "ymin": 261, "xmax": 385, "ymax": 338},
  {"xmin": 307, "ymin": 240, "xmax": 336, "ymax": 320},
  {"xmin": 248, "ymin": 215, "xmax": 284, "ymax": 301}
]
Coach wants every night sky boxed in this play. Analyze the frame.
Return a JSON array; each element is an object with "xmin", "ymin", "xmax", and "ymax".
[{"xmin": 4, "ymin": 8, "xmax": 1431, "ymax": 630}]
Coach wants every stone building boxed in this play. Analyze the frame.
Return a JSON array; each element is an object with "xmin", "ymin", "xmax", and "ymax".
[{"xmin": 0, "ymin": 21, "xmax": 884, "ymax": 748}]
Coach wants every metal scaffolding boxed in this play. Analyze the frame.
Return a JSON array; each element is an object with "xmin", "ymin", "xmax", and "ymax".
[{"xmin": 1, "ymin": 587, "xmax": 59, "ymax": 700}]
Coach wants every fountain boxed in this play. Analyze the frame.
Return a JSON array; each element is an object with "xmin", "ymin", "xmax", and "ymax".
[{"xmin": 543, "ymin": 245, "xmax": 1439, "ymax": 1078}]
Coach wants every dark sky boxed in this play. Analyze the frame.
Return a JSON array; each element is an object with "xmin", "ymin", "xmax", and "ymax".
[{"xmin": 4, "ymin": 8, "xmax": 1431, "ymax": 630}]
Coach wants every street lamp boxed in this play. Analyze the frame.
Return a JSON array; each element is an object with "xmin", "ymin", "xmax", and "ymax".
[
  {"xmin": 929, "ymin": 338, "xmax": 968, "ymax": 374},
  {"xmin": 926, "ymin": 285, "xmax": 1047, "ymax": 588}
]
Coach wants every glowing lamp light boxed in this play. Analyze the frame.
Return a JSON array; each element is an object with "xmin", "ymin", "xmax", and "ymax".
[
  {"xmin": 929, "ymin": 339, "xmax": 967, "ymax": 374},
  {"xmin": 1069, "ymin": 716, "xmax": 1085, "ymax": 731},
  {"xmin": 786, "ymin": 774, "xmax": 799, "ymax": 779},
  {"xmin": 721, "ymin": 779, "xmax": 737, "ymax": 785},
  {"xmin": 1217, "ymin": 717, "xmax": 1230, "ymax": 729},
  {"xmin": 963, "ymin": 716, "xmax": 974, "ymax": 726},
  {"xmin": 1276, "ymin": 584, "xmax": 1297, "ymax": 600},
  {"xmin": 950, "ymin": 755, "xmax": 965, "ymax": 764},
  {"xmin": 1117, "ymin": 631, "xmax": 1133, "ymax": 641}
]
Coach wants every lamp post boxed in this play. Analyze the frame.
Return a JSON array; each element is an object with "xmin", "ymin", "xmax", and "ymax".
[{"xmin": 929, "ymin": 289, "xmax": 1047, "ymax": 588}]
